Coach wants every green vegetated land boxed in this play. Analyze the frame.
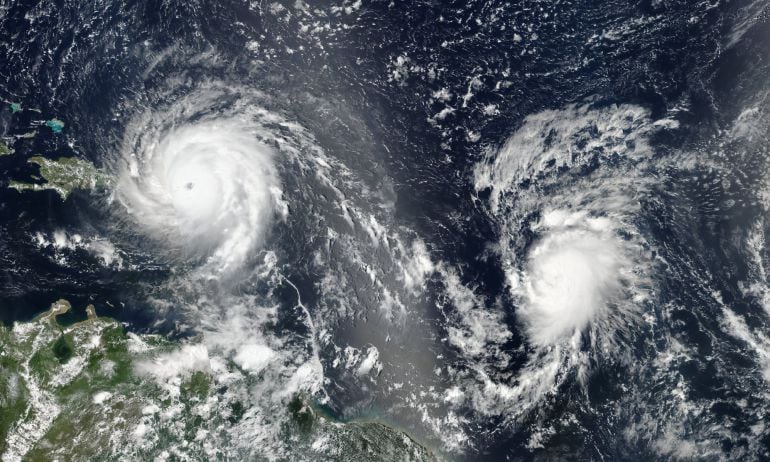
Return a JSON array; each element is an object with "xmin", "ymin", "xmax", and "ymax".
[
  {"xmin": 0, "ymin": 141, "xmax": 12, "ymax": 156},
  {"xmin": 8, "ymin": 156, "xmax": 110, "ymax": 200},
  {"xmin": 3, "ymin": 105, "xmax": 108, "ymax": 201},
  {"xmin": 0, "ymin": 300, "xmax": 438, "ymax": 461}
]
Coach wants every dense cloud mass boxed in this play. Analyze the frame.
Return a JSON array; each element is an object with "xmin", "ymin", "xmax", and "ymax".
[
  {"xmin": 1, "ymin": 0, "xmax": 770, "ymax": 460},
  {"xmin": 116, "ymin": 87, "xmax": 284, "ymax": 279}
]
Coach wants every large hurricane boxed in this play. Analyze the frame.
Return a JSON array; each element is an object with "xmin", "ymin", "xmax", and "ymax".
[{"xmin": 115, "ymin": 86, "xmax": 286, "ymax": 279}]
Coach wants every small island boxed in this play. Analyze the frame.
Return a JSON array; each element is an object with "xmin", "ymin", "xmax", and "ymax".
[{"xmin": 0, "ymin": 141, "xmax": 12, "ymax": 156}]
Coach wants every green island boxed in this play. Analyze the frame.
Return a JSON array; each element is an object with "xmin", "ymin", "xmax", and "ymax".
[
  {"xmin": 0, "ymin": 141, "xmax": 12, "ymax": 156},
  {"xmin": 8, "ymin": 156, "xmax": 110, "ymax": 200},
  {"xmin": 0, "ymin": 300, "xmax": 438, "ymax": 461}
]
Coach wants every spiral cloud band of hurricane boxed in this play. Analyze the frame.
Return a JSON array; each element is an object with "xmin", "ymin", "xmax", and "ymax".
[
  {"xmin": 476, "ymin": 103, "xmax": 656, "ymax": 349},
  {"xmin": 462, "ymin": 102, "xmax": 660, "ymax": 422},
  {"xmin": 516, "ymin": 210, "xmax": 633, "ymax": 346},
  {"xmin": 115, "ymin": 89, "xmax": 284, "ymax": 279}
]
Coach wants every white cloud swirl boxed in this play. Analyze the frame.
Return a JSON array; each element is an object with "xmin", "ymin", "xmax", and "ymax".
[{"xmin": 115, "ymin": 88, "xmax": 285, "ymax": 279}]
